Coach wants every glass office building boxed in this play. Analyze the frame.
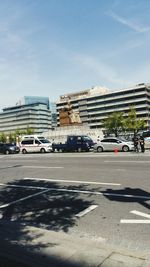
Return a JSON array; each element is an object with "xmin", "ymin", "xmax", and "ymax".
[
  {"xmin": 23, "ymin": 96, "xmax": 50, "ymax": 109},
  {"xmin": 0, "ymin": 101, "xmax": 51, "ymax": 134}
]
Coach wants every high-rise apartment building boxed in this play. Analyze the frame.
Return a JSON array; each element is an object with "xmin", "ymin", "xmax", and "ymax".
[{"xmin": 56, "ymin": 84, "xmax": 150, "ymax": 129}]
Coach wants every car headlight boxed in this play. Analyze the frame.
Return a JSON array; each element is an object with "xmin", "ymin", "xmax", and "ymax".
[{"xmin": 9, "ymin": 147, "xmax": 15, "ymax": 150}]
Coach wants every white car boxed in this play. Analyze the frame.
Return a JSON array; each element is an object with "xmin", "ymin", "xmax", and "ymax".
[
  {"xmin": 20, "ymin": 135, "xmax": 52, "ymax": 154},
  {"xmin": 94, "ymin": 137, "xmax": 134, "ymax": 152}
]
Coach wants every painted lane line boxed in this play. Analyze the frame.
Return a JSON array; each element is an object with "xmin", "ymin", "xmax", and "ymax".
[
  {"xmin": 23, "ymin": 177, "xmax": 121, "ymax": 186},
  {"xmin": 130, "ymin": 210, "xmax": 150, "ymax": 219},
  {"xmin": 0, "ymin": 183, "xmax": 47, "ymax": 190},
  {"xmin": 104, "ymin": 160, "xmax": 150, "ymax": 163},
  {"xmin": 0, "ymin": 189, "xmax": 50, "ymax": 209},
  {"xmin": 22, "ymin": 166, "xmax": 64, "ymax": 169},
  {"xmin": 103, "ymin": 193, "xmax": 150, "ymax": 200},
  {"xmin": 76, "ymin": 205, "xmax": 98, "ymax": 218},
  {"xmin": 0, "ymin": 183, "xmax": 150, "ymax": 201},
  {"xmin": 120, "ymin": 219, "xmax": 150, "ymax": 224}
]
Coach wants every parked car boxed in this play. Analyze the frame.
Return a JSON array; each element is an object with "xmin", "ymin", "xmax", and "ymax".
[
  {"xmin": 94, "ymin": 137, "xmax": 134, "ymax": 152},
  {"xmin": 0, "ymin": 143, "xmax": 20, "ymax": 155},
  {"xmin": 20, "ymin": 135, "xmax": 52, "ymax": 154}
]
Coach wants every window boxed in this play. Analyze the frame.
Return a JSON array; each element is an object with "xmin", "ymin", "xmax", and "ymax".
[
  {"xmin": 21, "ymin": 140, "xmax": 34, "ymax": 145},
  {"xmin": 101, "ymin": 138, "xmax": 119, "ymax": 143},
  {"xmin": 39, "ymin": 139, "xmax": 50, "ymax": 143},
  {"xmin": 35, "ymin": 140, "xmax": 41, "ymax": 144},
  {"xmin": 110, "ymin": 139, "xmax": 120, "ymax": 143}
]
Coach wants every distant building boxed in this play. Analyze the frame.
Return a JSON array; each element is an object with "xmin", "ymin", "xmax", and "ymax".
[
  {"xmin": 49, "ymin": 102, "xmax": 57, "ymax": 129},
  {"xmin": 0, "ymin": 100, "xmax": 51, "ymax": 134},
  {"xmin": 56, "ymin": 84, "xmax": 150, "ymax": 129},
  {"xmin": 20, "ymin": 96, "xmax": 50, "ymax": 109}
]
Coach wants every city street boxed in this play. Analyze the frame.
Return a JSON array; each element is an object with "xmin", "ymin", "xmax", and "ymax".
[{"xmin": 0, "ymin": 151, "xmax": 150, "ymax": 265}]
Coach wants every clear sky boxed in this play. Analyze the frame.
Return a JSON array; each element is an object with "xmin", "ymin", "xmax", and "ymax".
[{"xmin": 0, "ymin": 0, "xmax": 150, "ymax": 110}]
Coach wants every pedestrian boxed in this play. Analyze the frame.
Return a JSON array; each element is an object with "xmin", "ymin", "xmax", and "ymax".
[
  {"xmin": 97, "ymin": 136, "xmax": 100, "ymax": 142},
  {"xmin": 139, "ymin": 136, "xmax": 145, "ymax": 153},
  {"xmin": 133, "ymin": 136, "xmax": 139, "ymax": 152}
]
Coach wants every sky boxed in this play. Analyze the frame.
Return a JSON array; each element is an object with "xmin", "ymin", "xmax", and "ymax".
[{"xmin": 0, "ymin": 0, "xmax": 150, "ymax": 110}]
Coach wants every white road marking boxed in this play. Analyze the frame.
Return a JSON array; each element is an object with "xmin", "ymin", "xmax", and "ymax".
[
  {"xmin": 130, "ymin": 210, "xmax": 150, "ymax": 219},
  {"xmin": 76, "ymin": 205, "xmax": 98, "ymax": 218},
  {"xmin": 23, "ymin": 177, "xmax": 121, "ymax": 186},
  {"xmin": 120, "ymin": 219, "xmax": 150, "ymax": 224},
  {"xmin": 0, "ymin": 183, "xmax": 46, "ymax": 190},
  {"xmin": 22, "ymin": 166, "xmax": 64, "ymax": 169},
  {"xmin": 0, "ymin": 182, "xmax": 150, "ymax": 201},
  {"xmin": 121, "ymin": 210, "xmax": 150, "ymax": 224},
  {"xmin": 104, "ymin": 160, "xmax": 150, "ymax": 163},
  {"xmin": 0, "ymin": 189, "xmax": 50, "ymax": 209}
]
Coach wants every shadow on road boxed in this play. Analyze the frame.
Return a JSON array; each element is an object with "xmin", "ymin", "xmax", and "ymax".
[
  {"xmin": 102, "ymin": 187, "xmax": 150, "ymax": 210},
  {"xmin": 0, "ymin": 178, "xmax": 95, "ymax": 267},
  {"xmin": 0, "ymin": 164, "xmax": 22, "ymax": 170}
]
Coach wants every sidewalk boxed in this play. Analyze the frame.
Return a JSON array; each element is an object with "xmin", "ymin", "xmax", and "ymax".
[{"xmin": 1, "ymin": 224, "xmax": 150, "ymax": 267}]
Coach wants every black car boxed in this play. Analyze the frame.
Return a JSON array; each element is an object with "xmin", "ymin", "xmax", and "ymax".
[{"xmin": 0, "ymin": 143, "xmax": 20, "ymax": 155}]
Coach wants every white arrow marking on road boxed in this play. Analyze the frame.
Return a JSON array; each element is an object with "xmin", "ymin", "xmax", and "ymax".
[{"xmin": 120, "ymin": 210, "xmax": 150, "ymax": 224}]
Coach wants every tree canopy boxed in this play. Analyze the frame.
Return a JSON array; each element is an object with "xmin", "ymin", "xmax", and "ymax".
[
  {"xmin": 103, "ymin": 112, "xmax": 124, "ymax": 137},
  {"xmin": 0, "ymin": 128, "xmax": 34, "ymax": 143},
  {"xmin": 103, "ymin": 107, "xmax": 146, "ymax": 137},
  {"xmin": 124, "ymin": 107, "xmax": 146, "ymax": 136}
]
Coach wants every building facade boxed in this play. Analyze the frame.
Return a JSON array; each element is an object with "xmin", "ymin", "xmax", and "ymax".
[
  {"xmin": 23, "ymin": 96, "xmax": 50, "ymax": 109},
  {"xmin": 0, "ymin": 102, "xmax": 51, "ymax": 134},
  {"xmin": 56, "ymin": 84, "xmax": 150, "ymax": 129},
  {"xmin": 49, "ymin": 102, "xmax": 57, "ymax": 129}
]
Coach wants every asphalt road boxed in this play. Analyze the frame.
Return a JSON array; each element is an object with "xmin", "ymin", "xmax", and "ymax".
[{"xmin": 0, "ymin": 151, "xmax": 150, "ymax": 258}]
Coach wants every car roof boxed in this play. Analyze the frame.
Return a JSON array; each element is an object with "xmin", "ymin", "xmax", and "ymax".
[{"xmin": 101, "ymin": 137, "xmax": 118, "ymax": 140}]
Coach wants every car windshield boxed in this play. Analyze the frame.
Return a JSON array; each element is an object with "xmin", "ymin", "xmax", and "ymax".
[
  {"xmin": 83, "ymin": 136, "xmax": 92, "ymax": 141},
  {"xmin": 39, "ymin": 139, "xmax": 50, "ymax": 144},
  {"xmin": 5, "ymin": 143, "xmax": 15, "ymax": 146},
  {"xmin": 118, "ymin": 138, "xmax": 128, "ymax": 142}
]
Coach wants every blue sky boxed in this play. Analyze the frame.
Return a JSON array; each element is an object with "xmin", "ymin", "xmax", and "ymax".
[{"xmin": 0, "ymin": 0, "xmax": 150, "ymax": 110}]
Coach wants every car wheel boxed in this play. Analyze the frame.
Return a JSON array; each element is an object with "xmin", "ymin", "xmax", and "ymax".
[
  {"xmin": 122, "ymin": 145, "xmax": 129, "ymax": 152},
  {"xmin": 22, "ymin": 149, "xmax": 27, "ymax": 154},
  {"xmin": 5, "ymin": 150, "xmax": 10, "ymax": 155},
  {"xmin": 40, "ymin": 148, "xmax": 46, "ymax": 153},
  {"xmin": 97, "ymin": 146, "xmax": 103, "ymax": 152}
]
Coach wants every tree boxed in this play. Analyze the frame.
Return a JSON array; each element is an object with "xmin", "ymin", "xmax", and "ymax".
[
  {"xmin": 0, "ymin": 132, "xmax": 7, "ymax": 143},
  {"xmin": 9, "ymin": 133, "xmax": 15, "ymax": 143},
  {"xmin": 26, "ymin": 127, "xmax": 34, "ymax": 135},
  {"xmin": 103, "ymin": 112, "xmax": 124, "ymax": 137},
  {"xmin": 124, "ymin": 107, "xmax": 146, "ymax": 136}
]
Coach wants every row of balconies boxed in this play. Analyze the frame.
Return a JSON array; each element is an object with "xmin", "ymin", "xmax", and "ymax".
[
  {"xmin": 56, "ymin": 96, "xmax": 149, "ymax": 113},
  {"xmin": 86, "ymin": 91, "xmax": 148, "ymax": 104},
  {"xmin": 81, "ymin": 115, "xmax": 149, "ymax": 126},
  {"xmin": 0, "ymin": 119, "xmax": 51, "ymax": 128},
  {"xmin": 0, "ymin": 114, "xmax": 51, "ymax": 124},
  {"xmin": 0, "ymin": 123, "xmax": 51, "ymax": 132},
  {"xmin": 80, "ymin": 104, "xmax": 149, "ymax": 116},
  {"xmin": 56, "ymin": 90, "xmax": 149, "ymax": 107},
  {"xmin": 81, "ymin": 112, "xmax": 149, "ymax": 122}
]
